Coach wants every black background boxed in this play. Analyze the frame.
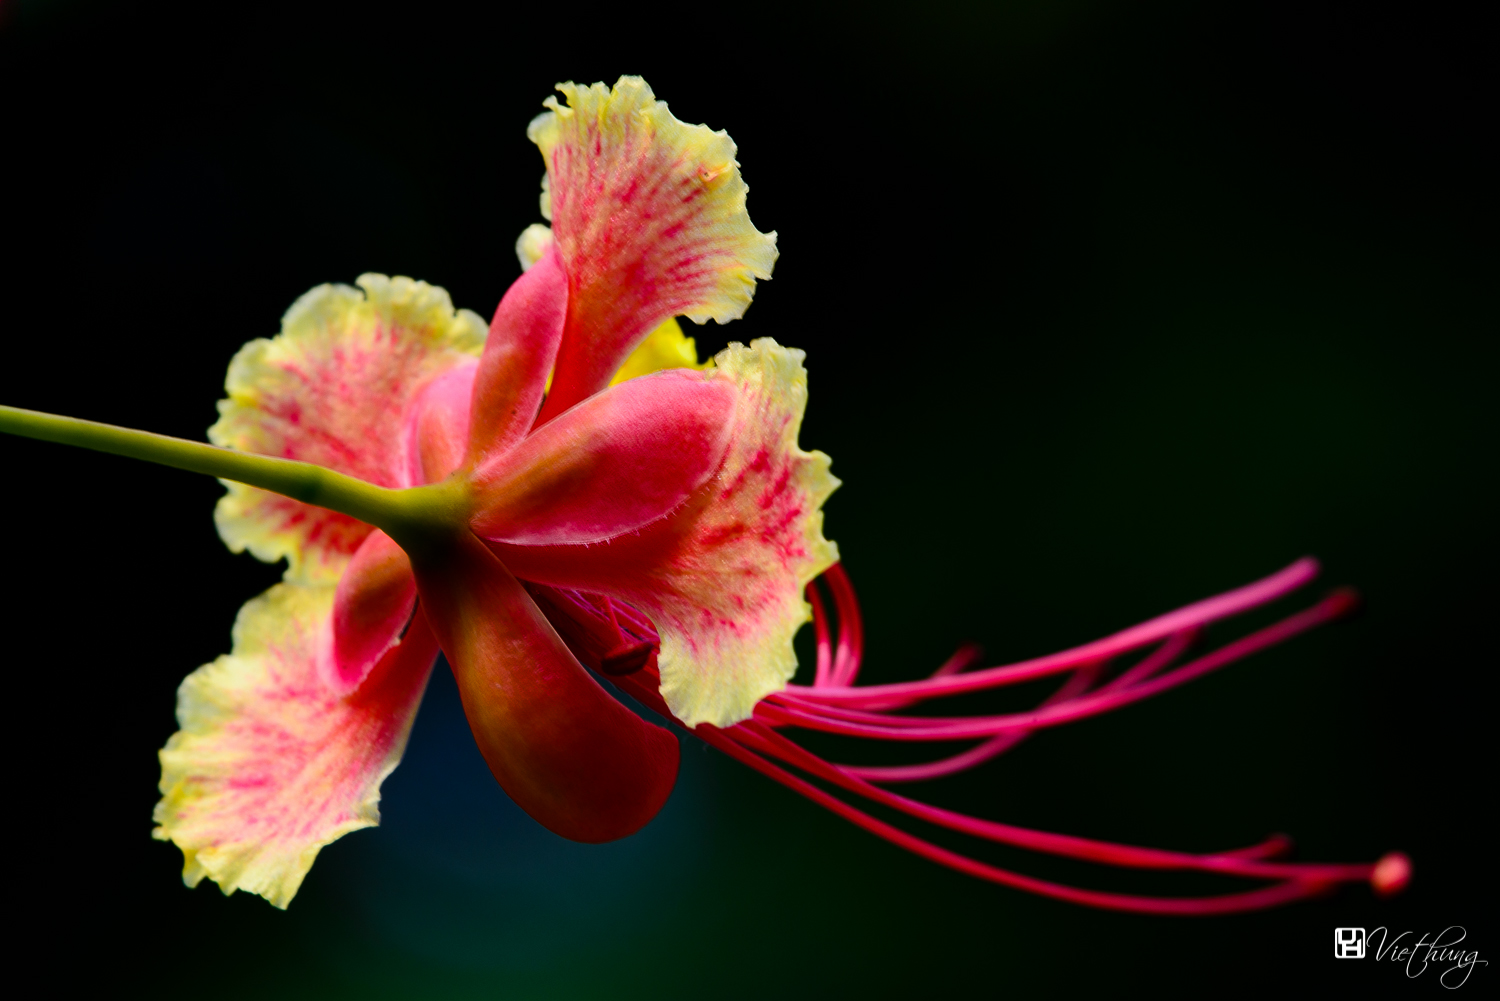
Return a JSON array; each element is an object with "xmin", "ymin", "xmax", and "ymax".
[{"xmin": 1, "ymin": 0, "xmax": 1492, "ymax": 996}]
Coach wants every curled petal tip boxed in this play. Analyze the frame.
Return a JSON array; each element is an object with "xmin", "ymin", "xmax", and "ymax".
[{"xmin": 1371, "ymin": 851, "xmax": 1413, "ymax": 897}]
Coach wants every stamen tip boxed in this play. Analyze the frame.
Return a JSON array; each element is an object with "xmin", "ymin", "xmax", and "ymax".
[
  {"xmin": 1371, "ymin": 851, "xmax": 1412, "ymax": 897},
  {"xmin": 1263, "ymin": 832, "xmax": 1294, "ymax": 858},
  {"xmin": 1324, "ymin": 586, "xmax": 1364, "ymax": 620}
]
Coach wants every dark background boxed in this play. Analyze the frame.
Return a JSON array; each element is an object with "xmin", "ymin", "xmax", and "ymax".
[{"xmin": 1, "ymin": 0, "xmax": 1491, "ymax": 996}]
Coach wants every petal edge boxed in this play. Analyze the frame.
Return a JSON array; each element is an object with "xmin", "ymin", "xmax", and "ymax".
[
  {"xmin": 153, "ymin": 582, "xmax": 438, "ymax": 908},
  {"xmin": 530, "ymin": 76, "xmax": 777, "ymax": 420},
  {"xmin": 493, "ymin": 339, "xmax": 839, "ymax": 728},
  {"xmin": 211, "ymin": 274, "xmax": 486, "ymax": 582}
]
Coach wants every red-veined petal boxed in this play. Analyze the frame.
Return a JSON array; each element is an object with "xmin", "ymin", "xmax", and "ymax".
[
  {"xmin": 153, "ymin": 583, "xmax": 439, "ymax": 908},
  {"xmin": 528, "ymin": 77, "xmax": 777, "ymax": 423},
  {"xmin": 210, "ymin": 274, "xmax": 485, "ymax": 582},
  {"xmin": 494, "ymin": 339, "xmax": 839, "ymax": 728}
]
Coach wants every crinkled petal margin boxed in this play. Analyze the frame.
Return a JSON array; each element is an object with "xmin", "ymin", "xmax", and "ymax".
[
  {"xmin": 493, "ymin": 339, "xmax": 838, "ymax": 728},
  {"xmin": 153, "ymin": 581, "xmax": 438, "ymax": 908},
  {"xmin": 528, "ymin": 76, "xmax": 777, "ymax": 415},
  {"xmin": 210, "ymin": 274, "xmax": 486, "ymax": 583},
  {"xmin": 653, "ymin": 339, "xmax": 838, "ymax": 726}
]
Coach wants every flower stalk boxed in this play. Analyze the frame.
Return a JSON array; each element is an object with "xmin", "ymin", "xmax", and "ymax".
[{"xmin": 0, "ymin": 403, "xmax": 469, "ymax": 551}]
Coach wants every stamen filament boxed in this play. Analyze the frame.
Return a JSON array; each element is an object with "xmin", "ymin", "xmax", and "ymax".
[
  {"xmin": 839, "ymin": 659, "xmax": 1107, "ymax": 783},
  {"xmin": 822, "ymin": 564, "xmax": 866, "ymax": 686},
  {"xmin": 759, "ymin": 590, "xmax": 1357, "ymax": 740},
  {"xmin": 530, "ymin": 569, "xmax": 1403, "ymax": 916},
  {"xmin": 695, "ymin": 722, "xmax": 1343, "ymax": 916},
  {"xmin": 837, "ymin": 630, "xmax": 1197, "ymax": 781},
  {"xmin": 808, "ymin": 582, "xmax": 834, "ymax": 687},
  {"xmin": 735, "ymin": 720, "xmax": 1372, "ymax": 883},
  {"xmin": 927, "ymin": 642, "xmax": 987, "ymax": 679},
  {"xmin": 787, "ymin": 558, "xmax": 1321, "ymax": 708},
  {"xmin": 1222, "ymin": 834, "xmax": 1295, "ymax": 860}
]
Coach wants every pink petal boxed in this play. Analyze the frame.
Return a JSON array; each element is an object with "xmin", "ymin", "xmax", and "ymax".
[
  {"xmin": 468, "ymin": 369, "xmax": 735, "ymax": 546},
  {"xmin": 404, "ymin": 358, "xmax": 479, "ymax": 486},
  {"xmin": 466, "ymin": 245, "xmax": 566, "ymax": 464},
  {"xmin": 412, "ymin": 531, "xmax": 679, "ymax": 843},
  {"xmin": 527, "ymin": 78, "xmax": 777, "ymax": 422},
  {"xmin": 154, "ymin": 584, "xmax": 440, "ymax": 908},
  {"xmin": 330, "ymin": 529, "xmax": 417, "ymax": 696},
  {"xmin": 492, "ymin": 339, "xmax": 839, "ymax": 728},
  {"xmin": 210, "ymin": 275, "xmax": 486, "ymax": 582}
]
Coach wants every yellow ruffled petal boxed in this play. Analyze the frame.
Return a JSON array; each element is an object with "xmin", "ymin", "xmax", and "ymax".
[
  {"xmin": 497, "ymin": 339, "xmax": 840, "ymax": 729},
  {"xmin": 527, "ymin": 76, "xmax": 777, "ymax": 415},
  {"xmin": 654, "ymin": 339, "xmax": 839, "ymax": 727},
  {"xmin": 608, "ymin": 317, "xmax": 709, "ymax": 386},
  {"xmin": 210, "ymin": 274, "xmax": 486, "ymax": 583},
  {"xmin": 153, "ymin": 581, "xmax": 438, "ymax": 908},
  {"xmin": 529, "ymin": 76, "xmax": 777, "ymax": 326}
]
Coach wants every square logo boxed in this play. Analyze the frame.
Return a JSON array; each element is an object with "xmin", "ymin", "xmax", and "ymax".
[{"xmin": 1335, "ymin": 927, "xmax": 1366, "ymax": 959}]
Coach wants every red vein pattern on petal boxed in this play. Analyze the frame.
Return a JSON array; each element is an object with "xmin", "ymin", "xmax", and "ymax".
[
  {"xmin": 210, "ymin": 275, "xmax": 485, "ymax": 583},
  {"xmin": 494, "ymin": 339, "xmax": 839, "ymax": 729},
  {"xmin": 528, "ymin": 77, "xmax": 777, "ymax": 422},
  {"xmin": 153, "ymin": 583, "xmax": 440, "ymax": 909}
]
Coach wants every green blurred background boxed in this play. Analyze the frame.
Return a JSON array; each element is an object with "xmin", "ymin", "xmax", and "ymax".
[{"xmin": 1, "ymin": 0, "xmax": 1490, "ymax": 995}]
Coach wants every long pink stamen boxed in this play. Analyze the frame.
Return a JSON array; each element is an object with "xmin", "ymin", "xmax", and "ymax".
[
  {"xmin": 822, "ymin": 563, "xmax": 865, "ymax": 687},
  {"xmin": 1222, "ymin": 833, "xmax": 1295, "ymax": 860},
  {"xmin": 834, "ymin": 628, "xmax": 1199, "ymax": 782},
  {"xmin": 733, "ymin": 720, "xmax": 1372, "ymax": 883},
  {"xmin": 527, "ymin": 559, "xmax": 1408, "ymax": 915},
  {"xmin": 837, "ymin": 641, "xmax": 987, "ymax": 714},
  {"xmin": 757, "ymin": 590, "xmax": 1356, "ymax": 740},
  {"xmin": 694, "ymin": 722, "xmax": 1344, "ymax": 916},
  {"xmin": 808, "ymin": 580, "xmax": 834, "ymax": 688},
  {"xmin": 838, "ymin": 657, "xmax": 1108, "ymax": 783},
  {"xmin": 1105, "ymin": 626, "xmax": 1201, "ymax": 691},
  {"xmin": 928, "ymin": 642, "xmax": 987, "ymax": 679},
  {"xmin": 787, "ymin": 557, "xmax": 1321, "ymax": 708}
]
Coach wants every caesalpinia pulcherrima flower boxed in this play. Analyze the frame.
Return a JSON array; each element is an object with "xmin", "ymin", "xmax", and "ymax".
[{"xmin": 0, "ymin": 77, "xmax": 1408, "ymax": 914}]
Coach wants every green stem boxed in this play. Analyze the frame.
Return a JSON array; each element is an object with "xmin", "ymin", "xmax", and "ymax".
[{"xmin": 0, "ymin": 404, "xmax": 469, "ymax": 546}]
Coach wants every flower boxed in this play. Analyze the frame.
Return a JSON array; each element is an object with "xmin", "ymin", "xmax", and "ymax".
[
  {"xmin": 148, "ymin": 77, "xmax": 836, "ymax": 908},
  {"xmin": 0, "ymin": 77, "xmax": 1408, "ymax": 916}
]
